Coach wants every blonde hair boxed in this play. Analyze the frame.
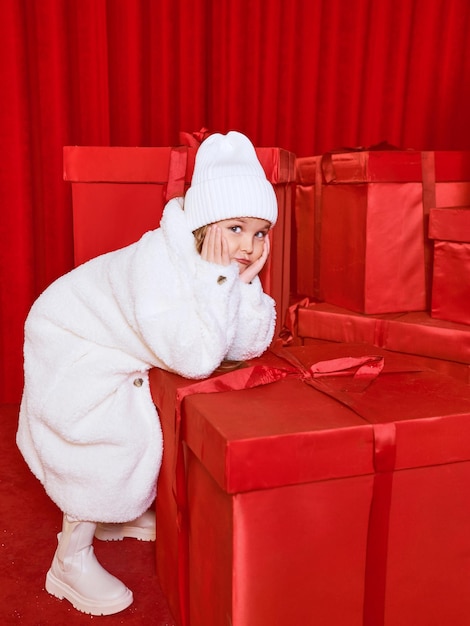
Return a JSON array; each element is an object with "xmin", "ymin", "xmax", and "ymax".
[{"xmin": 193, "ymin": 225, "xmax": 209, "ymax": 254}]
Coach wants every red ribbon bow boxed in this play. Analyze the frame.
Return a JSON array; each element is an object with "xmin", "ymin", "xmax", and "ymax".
[{"xmin": 178, "ymin": 127, "xmax": 212, "ymax": 148}]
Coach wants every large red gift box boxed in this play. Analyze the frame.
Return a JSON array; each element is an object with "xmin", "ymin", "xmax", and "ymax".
[
  {"xmin": 429, "ymin": 206, "xmax": 470, "ymax": 325},
  {"xmin": 149, "ymin": 341, "xmax": 470, "ymax": 626},
  {"xmin": 63, "ymin": 145, "xmax": 295, "ymax": 336},
  {"xmin": 287, "ymin": 300, "xmax": 470, "ymax": 383},
  {"xmin": 293, "ymin": 150, "xmax": 470, "ymax": 313}
]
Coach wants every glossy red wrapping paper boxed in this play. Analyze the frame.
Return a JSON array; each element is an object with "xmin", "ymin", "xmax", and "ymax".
[
  {"xmin": 63, "ymin": 144, "xmax": 295, "ymax": 337},
  {"xmin": 149, "ymin": 341, "xmax": 470, "ymax": 626},
  {"xmin": 321, "ymin": 180, "xmax": 426, "ymax": 313},
  {"xmin": 429, "ymin": 207, "xmax": 470, "ymax": 325},
  {"xmin": 429, "ymin": 206, "xmax": 470, "ymax": 242},
  {"xmin": 293, "ymin": 150, "xmax": 470, "ymax": 313},
  {"xmin": 288, "ymin": 300, "xmax": 470, "ymax": 383},
  {"xmin": 431, "ymin": 241, "xmax": 470, "ymax": 325}
]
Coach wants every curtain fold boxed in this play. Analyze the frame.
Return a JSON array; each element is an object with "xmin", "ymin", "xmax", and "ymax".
[{"xmin": 2, "ymin": 0, "xmax": 470, "ymax": 402}]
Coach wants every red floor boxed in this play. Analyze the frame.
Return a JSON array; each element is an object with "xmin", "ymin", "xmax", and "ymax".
[{"xmin": 0, "ymin": 404, "xmax": 177, "ymax": 625}]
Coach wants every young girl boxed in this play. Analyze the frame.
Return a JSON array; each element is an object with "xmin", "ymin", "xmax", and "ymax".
[{"xmin": 16, "ymin": 131, "xmax": 278, "ymax": 615}]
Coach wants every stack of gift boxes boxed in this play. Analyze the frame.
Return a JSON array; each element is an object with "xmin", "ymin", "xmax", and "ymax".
[
  {"xmin": 64, "ymin": 143, "xmax": 470, "ymax": 626},
  {"xmin": 292, "ymin": 149, "xmax": 470, "ymax": 383}
]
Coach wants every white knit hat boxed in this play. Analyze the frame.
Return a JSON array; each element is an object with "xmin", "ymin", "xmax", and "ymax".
[{"xmin": 184, "ymin": 131, "xmax": 278, "ymax": 231}]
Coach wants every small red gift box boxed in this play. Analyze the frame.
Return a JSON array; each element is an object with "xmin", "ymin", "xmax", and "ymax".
[
  {"xmin": 150, "ymin": 341, "xmax": 470, "ymax": 626},
  {"xmin": 294, "ymin": 150, "xmax": 470, "ymax": 314},
  {"xmin": 287, "ymin": 300, "xmax": 470, "ymax": 383},
  {"xmin": 63, "ymin": 144, "xmax": 295, "ymax": 337},
  {"xmin": 429, "ymin": 206, "xmax": 470, "ymax": 325}
]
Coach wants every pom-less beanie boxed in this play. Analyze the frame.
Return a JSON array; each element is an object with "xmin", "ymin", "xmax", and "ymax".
[{"xmin": 184, "ymin": 131, "xmax": 278, "ymax": 231}]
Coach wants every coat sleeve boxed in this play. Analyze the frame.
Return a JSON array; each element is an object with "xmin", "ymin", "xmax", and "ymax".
[
  {"xmin": 224, "ymin": 276, "xmax": 276, "ymax": 361},
  {"xmin": 133, "ymin": 258, "xmax": 275, "ymax": 375},
  {"xmin": 129, "ymin": 243, "xmax": 244, "ymax": 379}
]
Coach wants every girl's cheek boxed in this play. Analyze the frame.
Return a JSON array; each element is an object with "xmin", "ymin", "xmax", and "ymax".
[{"xmin": 254, "ymin": 241, "xmax": 265, "ymax": 259}]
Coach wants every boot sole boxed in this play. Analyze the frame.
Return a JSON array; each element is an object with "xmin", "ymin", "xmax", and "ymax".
[
  {"xmin": 94, "ymin": 525, "xmax": 156, "ymax": 542},
  {"xmin": 45, "ymin": 570, "xmax": 133, "ymax": 616}
]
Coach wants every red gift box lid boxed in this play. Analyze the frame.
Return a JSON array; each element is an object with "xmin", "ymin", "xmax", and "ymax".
[
  {"xmin": 295, "ymin": 150, "xmax": 470, "ymax": 184},
  {"xmin": 150, "ymin": 341, "xmax": 470, "ymax": 495},
  {"xmin": 63, "ymin": 145, "xmax": 295, "ymax": 184},
  {"xmin": 296, "ymin": 303, "xmax": 470, "ymax": 364},
  {"xmin": 383, "ymin": 310, "xmax": 470, "ymax": 363},
  {"xmin": 63, "ymin": 146, "xmax": 196, "ymax": 183},
  {"xmin": 429, "ymin": 207, "xmax": 470, "ymax": 242}
]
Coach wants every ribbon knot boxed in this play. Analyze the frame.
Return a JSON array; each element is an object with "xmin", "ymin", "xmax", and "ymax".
[
  {"xmin": 271, "ymin": 345, "xmax": 385, "ymax": 394},
  {"xmin": 179, "ymin": 127, "xmax": 212, "ymax": 148}
]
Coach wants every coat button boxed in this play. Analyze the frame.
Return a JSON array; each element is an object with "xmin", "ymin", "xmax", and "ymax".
[
  {"xmin": 133, "ymin": 378, "xmax": 144, "ymax": 387},
  {"xmin": 217, "ymin": 275, "xmax": 227, "ymax": 285}
]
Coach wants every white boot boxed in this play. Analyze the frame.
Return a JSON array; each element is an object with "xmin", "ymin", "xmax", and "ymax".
[
  {"xmin": 45, "ymin": 514, "xmax": 133, "ymax": 615},
  {"xmin": 95, "ymin": 508, "xmax": 156, "ymax": 542}
]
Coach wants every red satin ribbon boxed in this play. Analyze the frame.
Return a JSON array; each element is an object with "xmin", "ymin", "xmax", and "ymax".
[
  {"xmin": 164, "ymin": 147, "xmax": 189, "ymax": 202},
  {"xmin": 273, "ymin": 342, "xmax": 383, "ymax": 379},
  {"xmin": 314, "ymin": 158, "xmax": 323, "ymax": 298},
  {"xmin": 421, "ymin": 151, "xmax": 437, "ymax": 309},
  {"xmin": 170, "ymin": 348, "xmax": 394, "ymax": 626},
  {"xmin": 363, "ymin": 422, "xmax": 397, "ymax": 626},
  {"xmin": 278, "ymin": 297, "xmax": 311, "ymax": 345}
]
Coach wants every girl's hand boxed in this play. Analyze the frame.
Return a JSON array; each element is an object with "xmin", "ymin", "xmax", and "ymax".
[
  {"xmin": 201, "ymin": 224, "xmax": 230, "ymax": 266},
  {"xmin": 239, "ymin": 235, "xmax": 270, "ymax": 284}
]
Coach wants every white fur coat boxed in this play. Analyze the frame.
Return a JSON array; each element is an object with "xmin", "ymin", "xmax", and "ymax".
[{"xmin": 16, "ymin": 198, "xmax": 276, "ymax": 522}]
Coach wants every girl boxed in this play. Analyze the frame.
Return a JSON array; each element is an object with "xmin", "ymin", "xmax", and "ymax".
[{"xmin": 16, "ymin": 131, "xmax": 278, "ymax": 615}]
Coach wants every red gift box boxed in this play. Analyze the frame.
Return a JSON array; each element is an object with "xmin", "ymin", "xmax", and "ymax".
[
  {"xmin": 294, "ymin": 150, "xmax": 470, "ymax": 313},
  {"xmin": 63, "ymin": 144, "xmax": 295, "ymax": 337},
  {"xmin": 63, "ymin": 146, "xmax": 194, "ymax": 264},
  {"xmin": 287, "ymin": 300, "xmax": 470, "ymax": 383},
  {"xmin": 429, "ymin": 206, "xmax": 470, "ymax": 325},
  {"xmin": 149, "ymin": 341, "xmax": 470, "ymax": 626}
]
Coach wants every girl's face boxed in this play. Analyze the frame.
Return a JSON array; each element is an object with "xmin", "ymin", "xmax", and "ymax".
[{"xmin": 215, "ymin": 217, "xmax": 271, "ymax": 273}]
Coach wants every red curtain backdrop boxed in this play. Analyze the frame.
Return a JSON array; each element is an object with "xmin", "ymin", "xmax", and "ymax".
[{"xmin": 1, "ymin": 0, "xmax": 470, "ymax": 403}]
